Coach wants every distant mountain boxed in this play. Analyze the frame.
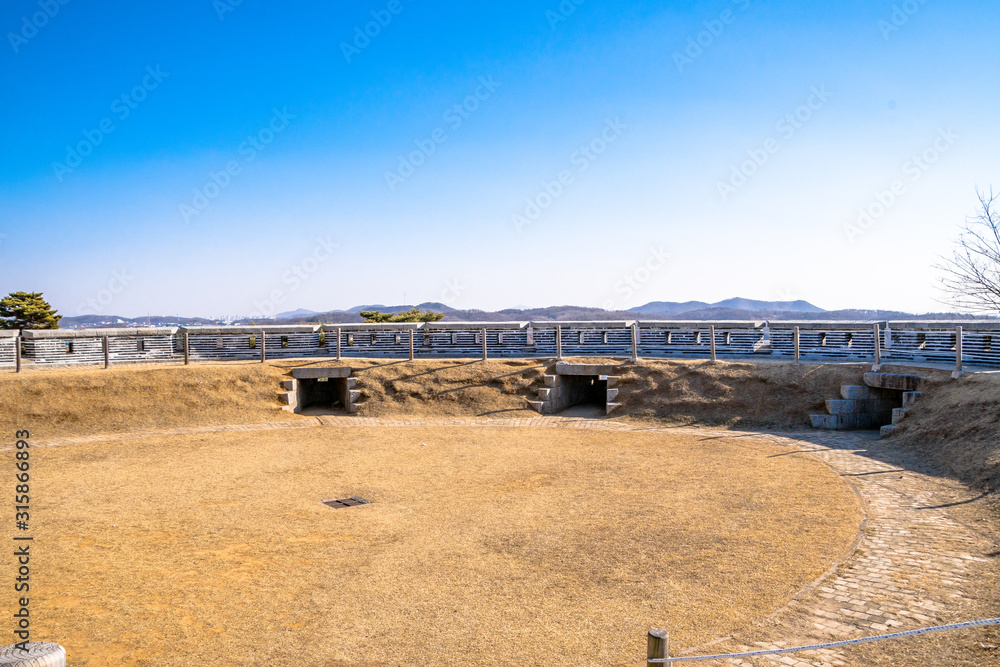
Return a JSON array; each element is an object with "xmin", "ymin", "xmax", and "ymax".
[
  {"xmin": 712, "ymin": 298, "xmax": 825, "ymax": 313},
  {"xmin": 70, "ymin": 300, "xmax": 982, "ymax": 328},
  {"xmin": 627, "ymin": 301, "xmax": 710, "ymax": 314},
  {"xmin": 276, "ymin": 308, "xmax": 319, "ymax": 319},
  {"xmin": 263, "ymin": 302, "xmax": 982, "ymax": 325},
  {"xmin": 628, "ymin": 298, "xmax": 824, "ymax": 315}
]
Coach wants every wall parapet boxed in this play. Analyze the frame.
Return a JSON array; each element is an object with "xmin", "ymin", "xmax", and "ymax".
[{"xmin": 2, "ymin": 320, "xmax": 997, "ymax": 371}]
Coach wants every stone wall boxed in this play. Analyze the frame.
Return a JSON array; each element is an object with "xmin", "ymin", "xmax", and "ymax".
[
  {"xmin": 0, "ymin": 331, "xmax": 16, "ymax": 367},
  {"xmin": 4, "ymin": 320, "xmax": 998, "ymax": 370}
]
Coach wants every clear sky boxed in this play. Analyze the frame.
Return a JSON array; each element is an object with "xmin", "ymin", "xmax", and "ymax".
[{"xmin": 1, "ymin": 0, "xmax": 997, "ymax": 318}]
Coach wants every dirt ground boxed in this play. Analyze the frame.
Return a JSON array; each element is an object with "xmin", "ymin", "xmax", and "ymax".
[
  {"xmin": 15, "ymin": 426, "xmax": 860, "ymax": 666},
  {"xmin": 3, "ymin": 357, "xmax": 999, "ymax": 665}
]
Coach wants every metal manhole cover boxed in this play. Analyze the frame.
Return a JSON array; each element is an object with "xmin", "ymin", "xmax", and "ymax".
[{"xmin": 322, "ymin": 496, "xmax": 370, "ymax": 509}]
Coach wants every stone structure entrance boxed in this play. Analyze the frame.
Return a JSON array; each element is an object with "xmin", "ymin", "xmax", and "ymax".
[
  {"xmin": 279, "ymin": 366, "xmax": 358, "ymax": 414},
  {"xmin": 528, "ymin": 362, "xmax": 622, "ymax": 415}
]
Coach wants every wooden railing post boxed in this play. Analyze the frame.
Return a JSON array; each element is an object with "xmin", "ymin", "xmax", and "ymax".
[
  {"xmin": 103, "ymin": 335, "xmax": 110, "ymax": 369},
  {"xmin": 481, "ymin": 328, "xmax": 487, "ymax": 360},
  {"xmin": 260, "ymin": 330, "xmax": 266, "ymax": 363},
  {"xmin": 15, "ymin": 335, "xmax": 21, "ymax": 373},
  {"xmin": 409, "ymin": 329, "xmax": 415, "ymax": 360},
  {"xmin": 631, "ymin": 323, "xmax": 639, "ymax": 362},
  {"xmin": 336, "ymin": 327, "xmax": 342, "ymax": 360},
  {"xmin": 647, "ymin": 629, "xmax": 669, "ymax": 666},
  {"xmin": 953, "ymin": 326, "xmax": 963, "ymax": 378},
  {"xmin": 556, "ymin": 325, "xmax": 562, "ymax": 360},
  {"xmin": 184, "ymin": 332, "xmax": 190, "ymax": 365},
  {"xmin": 709, "ymin": 325, "xmax": 717, "ymax": 362},
  {"xmin": 794, "ymin": 326, "xmax": 800, "ymax": 364}
]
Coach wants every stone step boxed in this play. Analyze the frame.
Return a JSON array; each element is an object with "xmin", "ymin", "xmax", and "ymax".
[
  {"xmin": 811, "ymin": 413, "xmax": 880, "ymax": 430},
  {"xmin": 825, "ymin": 398, "xmax": 899, "ymax": 415},
  {"xmin": 811, "ymin": 414, "xmax": 839, "ymax": 430},
  {"xmin": 825, "ymin": 399, "xmax": 863, "ymax": 415},
  {"xmin": 537, "ymin": 387, "xmax": 553, "ymax": 401},
  {"xmin": 543, "ymin": 374, "xmax": 558, "ymax": 388},
  {"xmin": 892, "ymin": 407, "xmax": 908, "ymax": 424},
  {"xmin": 279, "ymin": 391, "xmax": 296, "ymax": 406},
  {"xmin": 606, "ymin": 388, "xmax": 619, "ymax": 401},
  {"xmin": 864, "ymin": 372, "xmax": 922, "ymax": 392},
  {"xmin": 840, "ymin": 385, "xmax": 870, "ymax": 400},
  {"xmin": 604, "ymin": 375, "xmax": 620, "ymax": 388},
  {"xmin": 280, "ymin": 379, "xmax": 295, "ymax": 391},
  {"xmin": 606, "ymin": 402, "xmax": 622, "ymax": 414},
  {"xmin": 526, "ymin": 400, "xmax": 547, "ymax": 414},
  {"xmin": 348, "ymin": 390, "xmax": 362, "ymax": 403},
  {"xmin": 346, "ymin": 377, "xmax": 357, "ymax": 389},
  {"xmin": 902, "ymin": 391, "xmax": 921, "ymax": 407},
  {"xmin": 880, "ymin": 424, "xmax": 895, "ymax": 438}
]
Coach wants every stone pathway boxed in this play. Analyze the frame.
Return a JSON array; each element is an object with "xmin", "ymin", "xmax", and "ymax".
[{"xmin": 19, "ymin": 416, "xmax": 999, "ymax": 666}]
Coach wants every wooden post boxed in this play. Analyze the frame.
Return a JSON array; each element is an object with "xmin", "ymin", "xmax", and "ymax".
[
  {"xmin": 409, "ymin": 329, "xmax": 415, "ymax": 360},
  {"xmin": 184, "ymin": 332, "xmax": 190, "ymax": 365},
  {"xmin": 260, "ymin": 330, "xmax": 266, "ymax": 363},
  {"xmin": 953, "ymin": 326, "xmax": 963, "ymax": 378},
  {"xmin": 647, "ymin": 629, "xmax": 669, "ymax": 666},
  {"xmin": 556, "ymin": 325, "xmax": 562, "ymax": 360},
  {"xmin": 709, "ymin": 325, "xmax": 717, "ymax": 362},
  {"xmin": 794, "ymin": 326, "xmax": 801, "ymax": 364},
  {"xmin": 15, "ymin": 336, "xmax": 21, "ymax": 373},
  {"xmin": 336, "ymin": 327, "xmax": 342, "ymax": 360},
  {"xmin": 631, "ymin": 324, "xmax": 639, "ymax": 362},
  {"xmin": 873, "ymin": 323, "xmax": 881, "ymax": 370},
  {"xmin": 481, "ymin": 328, "xmax": 487, "ymax": 360},
  {"xmin": 103, "ymin": 335, "xmax": 110, "ymax": 369}
]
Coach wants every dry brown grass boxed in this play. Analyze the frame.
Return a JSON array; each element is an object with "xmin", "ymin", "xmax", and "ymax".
[
  {"xmin": 19, "ymin": 426, "xmax": 860, "ymax": 666},
  {"xmin": 889, "ymin": 369, "xmax": 1000, "ymax": 492},
  {"xmin": 0, "ymin": 362, "xmax": 296, "ymax": 438},
  {"xmin": 614, "ymin": 359, "xmax": 871, "ymax": 429},
  {"xmin": 0, "ymin": 357, "xmax": 886, "ymax": 438}
]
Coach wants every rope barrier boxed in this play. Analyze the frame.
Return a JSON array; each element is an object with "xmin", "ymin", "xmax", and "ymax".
[{"xmin": 648, "ymin": 617, "xmax": 1000, "ymax": 663}]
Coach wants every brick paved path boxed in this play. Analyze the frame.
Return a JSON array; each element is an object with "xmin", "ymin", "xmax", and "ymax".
[{"xmin": 22, "ymin": 415, "xmax": 999, "ymax": 665}]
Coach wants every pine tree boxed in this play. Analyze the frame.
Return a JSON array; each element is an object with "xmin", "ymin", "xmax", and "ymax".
[
  {"xmin": 0, "ymin": 292, "xmax": 62, "ymax": 329},
  {"xmin": 360, "ymin": 309, "xmax": 444, "ymax": 323}
]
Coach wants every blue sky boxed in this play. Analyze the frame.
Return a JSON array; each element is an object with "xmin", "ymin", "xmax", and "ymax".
[{"xmin": 0, "ymin": 0, "xmax": 997, "ymax": 318}]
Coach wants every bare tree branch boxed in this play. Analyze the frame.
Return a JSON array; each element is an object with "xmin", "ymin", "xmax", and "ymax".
[{"xmin": 935, "ymin": 187, "xmax": 1000, "ymax": 314}]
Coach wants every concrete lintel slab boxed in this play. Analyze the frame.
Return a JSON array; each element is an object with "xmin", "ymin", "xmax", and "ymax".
[
  {"xmin": 555, "ymin": 362, "xmax": 614, "ymax": 376},
  {"xmin": 292, "ymin": 366, "xmax": 352, "ymax": 379}
]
